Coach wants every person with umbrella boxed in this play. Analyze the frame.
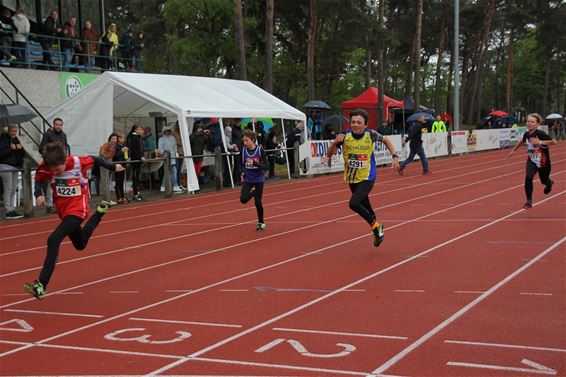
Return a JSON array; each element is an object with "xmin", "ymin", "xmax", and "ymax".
[
  {"xmin": 507, "ymin": 113, "xmax": 557, "ymax": 209},
  {"xmin": 0, "ymin": 125, "xmax": 25, "ymax": 219},
  {"xmin": 398, "ymin": 114, "xmax": 431, "ymax": 175}
]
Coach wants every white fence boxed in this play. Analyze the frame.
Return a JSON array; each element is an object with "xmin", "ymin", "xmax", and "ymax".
[{"xmin": 298, "ymin": 126, "xmax": 547, "ymax": 176}]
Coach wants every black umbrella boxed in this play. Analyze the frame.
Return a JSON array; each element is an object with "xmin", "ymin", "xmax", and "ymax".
[
  {"xmin": 0, "ymin": 104, "xmax": 37, "ymax": 127},
  {"xmin": 303, "ymin": 100, "xmax": 331, "ymax": 110},
  {"xmin": 322, "ymin": 114, "xmax": 348, "ymax": 127}
]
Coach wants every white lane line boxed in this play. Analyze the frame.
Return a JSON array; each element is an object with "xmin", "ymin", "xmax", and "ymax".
[
  {"xmin": 129, "ymin": 317, "xmax": 243, "ymax": 328},
  {"xmin": 2, "ymin": 150, "xmax": 544, "ymax": 256},
  {"xmin": 56, "ymin": 291, "xmax": 84, "ymax": 295},
  {"xmin": 0, "ymin": 147, "xmax": 542, "ymax": 233},
  {"xmin": 454, "ymin": 290, "xmax": 485, "ymax": 295},
  {"xmin": 369, "ymin": 235, "xmax": 566, "ymax": 375},
  {"xmin": 446, "ymin": 358, "xmax": 557, "ymax": 375},
  {"xmin": 272, "ymin": 327, "xmax": 407, "ymax": 340},
  {"xmin": 4, "ymin": 309, "xmax": 103, "ymax": 318},
  {"xmin": 191, "ymin": 356, "xmax": 405, "ymax": 377},
  {"xmin": 2, "ymin": 163, "xmax": 531, "ymax": 310},
  {"xmin": 519, "ymin": 292, "xmax": 553, "ymax": 296},
  {"xmin": 109, "ymin": 290, "xmax": 139, "ymax": 294},
  {"xmin": 521, "ymin": 258, "xmax": 548, "ymax": 262},
  {"xmin": 0, "ymin": 339, "xmax": 181, "ymax": 360},
  {"xmin": 394, "ymin": 290, "xmax": 425, "ymax": 293},
  {"xmin": 2, "ymin": 294, "xmax": 28, "ymax": 297},
  {"xmin": 445, "ymin": 340, "xmax": 566, "ymax": 353},
  {"xmin": 148, "ymin": 191, "xmax": 566, "ymax": 376}
]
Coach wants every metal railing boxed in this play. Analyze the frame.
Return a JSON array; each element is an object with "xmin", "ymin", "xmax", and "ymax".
[
  {"xmin": 2, "ymin": 32, "xmax": 143, "ymax": 73},
  {"xmin": 0, "ymin": 68, "xmax": 50, "ymax": 148}
]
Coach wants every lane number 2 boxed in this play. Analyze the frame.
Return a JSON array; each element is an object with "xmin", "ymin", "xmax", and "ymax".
[
  {"xmin": 104, "ymin": 328, "xmax": 191, "ymax": 344},
  {"xmin": 255, "ymin": 338, "xmax": 356, "ymax": 358}
]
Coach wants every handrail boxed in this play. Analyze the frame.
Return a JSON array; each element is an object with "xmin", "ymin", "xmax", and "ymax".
[
  {"xmin": 0, "ymin": 67, "xmax": 51, "ymax": 135},
  {"xmin": 6, "ymin": 31, "xmax": 144, "ymax": 73}
]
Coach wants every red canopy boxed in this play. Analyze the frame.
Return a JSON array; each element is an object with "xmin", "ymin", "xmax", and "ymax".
[
  {"xmin": 340, "ymin": 87, "xmax": 403, "ymax": 130},
  {"xmin": 488, "ymin": 110, "xmax": 508, "ymax": 117}
]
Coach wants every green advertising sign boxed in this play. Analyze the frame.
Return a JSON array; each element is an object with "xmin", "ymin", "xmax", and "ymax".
[{"xmin": 60, "ymin": 72, "xmax": 99, "ymax": 100}]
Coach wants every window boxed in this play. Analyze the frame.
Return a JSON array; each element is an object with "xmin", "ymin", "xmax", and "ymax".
[
  {"xmin": 60, "ymin": 0, "xmax": 79, "ymax": 25},
  {"xmin": 21, "ymin": 0, "xmax": 37, "ymax": 23},
  {"xmin": 2, "ymin": 0, "xmax": 17, "ymax": 12},
  {"xmin": 40, "ymin": 0, "xmax": 59, "ymax": 23},
  {"xmin": 80, "ymin": 0, "xmax": 102, "ymax": 34}
]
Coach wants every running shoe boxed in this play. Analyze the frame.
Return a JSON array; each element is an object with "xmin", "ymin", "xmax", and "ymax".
[
  {"xmin": 371, "ymin": 222, "xmax": 385, "ymax": 247},
  {"xmin": 422, "ymin": 171, "xmax": 432, "ymax": 175},
  {"xmin": 97, "ymin": 200, "xmax": 112, "ymax": 214},
  {"xmin": 256, "ymin": 223, "xmax": 267, "ymax": 231},
  {"xmin": 24, "ymin": 280, "xmax": 45, "ymax": 300},
  {"xmin": 397, "ymin": 168, "xmax": 404, "ymax": 176},
  {"xmin": 523, "ymin": 201, "xmax": 533, "ymax": 209},
  {"xmin": 544, "ymin": 180, "xmax": 554, "ymax": 195}
]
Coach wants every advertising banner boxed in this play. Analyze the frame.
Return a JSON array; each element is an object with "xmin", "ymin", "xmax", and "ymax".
[
  {"xmin": 451, "ymin": 131, "xmax": 469, "ymax": 154},
  {"xmin": 60, "ymin": 72, "xmax": 98, "ymax": 100}
]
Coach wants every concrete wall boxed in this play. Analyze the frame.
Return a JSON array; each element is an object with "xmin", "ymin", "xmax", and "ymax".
[{"xmin": 0, "ymin": 67, "xmax": 62, "ymax": 114}]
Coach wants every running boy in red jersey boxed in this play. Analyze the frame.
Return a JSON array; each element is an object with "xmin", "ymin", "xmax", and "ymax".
[
  {"xmin": 24, "ymin": 142, "xmax": 125, "ymax": 299},
  {"xmin": 327, "ymin": 109, "xmax": 399, "ymax": 247},
  {"xmin": 508, "ymin": 113, "xmax": 557, "ymax": 209}
]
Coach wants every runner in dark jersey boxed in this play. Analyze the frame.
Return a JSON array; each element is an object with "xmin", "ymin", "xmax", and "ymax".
[
  {"xmin": 508, "ymin": 113, "xmax": 557, "ymax": 209},
  {"xmin": 240, "ymin": 129, "xmax": 269, "ymax": 231}
]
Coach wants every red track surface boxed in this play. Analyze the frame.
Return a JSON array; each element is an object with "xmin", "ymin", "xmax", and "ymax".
[{"xmin": 1, "ymin": 146, "xmax": 565, "ymax": 376}]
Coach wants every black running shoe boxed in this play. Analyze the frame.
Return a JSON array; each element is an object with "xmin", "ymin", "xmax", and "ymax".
[
  {"xmin": 523, "ymin": 201, "xmax": 532, "ymax": 209},
  {"xmin": 544, "ymin": 180, "xmax": 554, "ymax": 195}
]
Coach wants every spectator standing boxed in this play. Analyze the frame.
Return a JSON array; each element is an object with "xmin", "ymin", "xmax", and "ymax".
[
  {"xmin": 142, "ymin": 126, "xmax": 156, "ymax": 153},
  {"xmin": 431, "ymin": 116, "xmax": 446, "ymax": 133},
  {"xmin": 222, "ymin": 126, "xmax": 239, "ymax": 187},
  {"xmin": 231, "ymin": 119, "xmax": 243, "ymax": 184},
  {"xmin": 133, "ymin": 31, "xmax": 144, "ymax": 72},
  {"xmin": 12, "ymin": 5, "xmax": 30, "ymax": 65},
  {"xmin": 189, "ymin": 124, "xmax": 208, "ymax": 182},
  {"xmin": 125, "ymin": 124, "xmax": 145, "ymax": 201},
  {"xmin": 0, "ymin": 8, "xmax": 16, "ymax": 63},
  {"xmin": 114, "ymin": 134, "xmax": 128, "ymax": 203},
  {"xmin": 41, "ymin": 10, "xmax": 60, "ymax": 68},
  {"xmin": 0, "ymin": 125, "xmax": 25, "ymax": 219},
  {"xmin": 98, "ymin": 133, "xmax": 118, "ymax": 204},
  {"xmin": 98, "ymin": 30, "xmax": 113, "ymax": 70},
  {"xmin": 285, "ymin": 121, "xmax": 305, "ymax": 175},
  {"xmin": 120, "ymin": 28, "xmax": 135, "ymax": 71},
  {"xmin": 158, "ymin": 126, "xmax": 183, "ymax": 193},
  {"xmin": 39, "ymin": 118, "xmax": 68, "ymax": 213},
  {"xmin": 172, "ymin": 122, "xmax": 185, "ymax": 189},
  {"xmin": 107, "ymin": 23, "xmax": 119, "ymax": 67},
  {"xmin": 61, "ymin": 17, "xmax": 79, "ymax": 71},
  {"xmin": 256, "ymin": 123, "xmax": 266, "ymax": 147},
  {"xmin": 265, "ymin": 125, "xmax": 279, "ymax": 180},
  {"xmin": 398, "ymin": 115, "xmax": 430, "ymax": 175},
  {"xmin": 81, "ymin": 20, "xmax": 98, "ymax": 71}
]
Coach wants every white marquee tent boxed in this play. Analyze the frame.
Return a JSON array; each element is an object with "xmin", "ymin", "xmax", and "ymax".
[{"xmin": 44, "ymin": 72, "xmax": 306, "ymax": 191}]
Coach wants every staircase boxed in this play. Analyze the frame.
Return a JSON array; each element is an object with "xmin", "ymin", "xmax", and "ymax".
[{"xmin": 0, "ymin": 68, "xmax": 51, "ymax": 163}]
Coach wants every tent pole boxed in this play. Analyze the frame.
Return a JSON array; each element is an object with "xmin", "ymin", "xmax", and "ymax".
[
  {"xmin": 219, "ymin": 118, "xmax": 235, "ymax": 188},
  {"xmin": 280, "ymin": 118, "xmax": 291, "ymax": 180},
  {"xmin": 178, "ymin": 113, "xmax": 199, "ymax": 192}
]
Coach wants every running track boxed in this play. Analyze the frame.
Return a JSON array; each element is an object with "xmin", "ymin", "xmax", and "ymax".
[{"xmin": 0, "ymin": 146, "xmax": 565, "ymax": 376}]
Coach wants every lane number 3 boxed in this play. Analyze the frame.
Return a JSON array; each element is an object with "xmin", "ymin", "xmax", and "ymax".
[{"xmin": 104, "ymin": 328, "xmax": 191, "ymax": 344}]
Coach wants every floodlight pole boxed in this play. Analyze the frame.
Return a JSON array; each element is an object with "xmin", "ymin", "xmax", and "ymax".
[{"xmin": 453, "ymin": 0, "xmax": 460, "ymax": 131}]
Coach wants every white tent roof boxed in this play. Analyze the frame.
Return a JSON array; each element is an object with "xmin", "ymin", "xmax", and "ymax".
[{"xmin": 44, "ymin": 72, "xmax": 305, "ymax": 192}]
